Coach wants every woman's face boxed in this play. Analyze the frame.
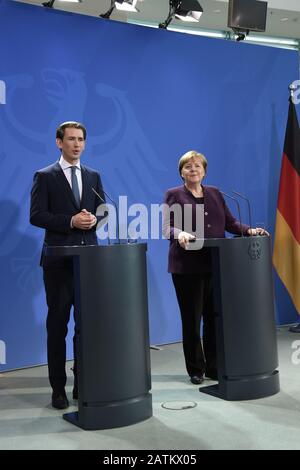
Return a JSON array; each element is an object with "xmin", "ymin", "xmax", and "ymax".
[{"xmin": 181, "ymin": 157, "xmax": 205, "ymax": 185}]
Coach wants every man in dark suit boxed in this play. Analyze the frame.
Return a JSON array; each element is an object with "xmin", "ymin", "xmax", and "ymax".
[{"xmin": 30, "ymin": 121, "xmax": 105, "ymax": 409}]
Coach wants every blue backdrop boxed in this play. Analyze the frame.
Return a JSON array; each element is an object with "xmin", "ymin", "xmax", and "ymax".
[{"xmin": 0, "ymin": 0, "xmax": 299, "ymax": 370}]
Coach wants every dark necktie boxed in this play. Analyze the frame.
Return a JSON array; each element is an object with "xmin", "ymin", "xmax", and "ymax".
[{"xmin": 71, "ymin": 166, "xmax": 80, "ymax": 206}]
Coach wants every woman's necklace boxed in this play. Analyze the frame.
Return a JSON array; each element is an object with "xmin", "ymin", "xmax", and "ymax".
[{"xmin": 186, "ymin": 185, "xmax": 203, "ymax": 198}]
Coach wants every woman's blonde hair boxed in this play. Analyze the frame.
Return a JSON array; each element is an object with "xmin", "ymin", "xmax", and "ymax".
[{"xmin": 178, "ymin": 150, "xmax": 207, "ymax": 178}]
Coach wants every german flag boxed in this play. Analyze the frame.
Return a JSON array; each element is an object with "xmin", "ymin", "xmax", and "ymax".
[{"xmin": 273, "ymin": 98, "xmax": 300, "ymax": 314}]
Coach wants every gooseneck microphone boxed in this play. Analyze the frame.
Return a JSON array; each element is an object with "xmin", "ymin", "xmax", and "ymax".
[
  {"xmin": 220, "ymin": 191, "xmax": 243, "ymax": 237},
  {"xmin": 92, "ymin": 187, "xmax": 120, "ymax": 244},
  {"xmin": 232, "ymin": 190, "xmax": 252, "ymax": 230}
]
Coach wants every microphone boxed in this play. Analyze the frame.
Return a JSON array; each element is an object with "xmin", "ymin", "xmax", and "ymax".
[
  {"xmin": 232, "ymin": 190, "xmax": 252, "ymax": 230},
  {"xmin": 220, "ymin": 191, "xmax": 243, "ymax": 237},
  {"xmin": 92, "ymin": 187, "xmax": 120, "ymax": 244}
]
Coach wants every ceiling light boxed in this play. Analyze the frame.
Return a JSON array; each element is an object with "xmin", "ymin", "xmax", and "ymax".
[
  {"xmin": 115, "ymin": 0, "xmax": 138, "ymax": 12},
  {"xmin": 159, "ymin": 0, "xmax": 203, "ymax": 29},
  {"xmin": 100, "ymin": 0, "xmax": 138, "ymax": 19},
  {"xmin": 42, "ymin": 0, "xmax": 55, "ymax": 6},
  {"xmin": 175, "ymin": 11, "xmax": 202, "ymax": 23},
  {"xmin": 175, "ymin": 0, "xmax": 203, "ymax": 22},
  {"xmin": 42, "ymin": 0, "xmax": 82, "ymax": 6}
]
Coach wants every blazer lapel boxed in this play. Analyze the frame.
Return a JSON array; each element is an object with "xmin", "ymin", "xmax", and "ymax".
[{"xmin": 53, "ymin": 162, "xmax": 80, "ymax": 210}]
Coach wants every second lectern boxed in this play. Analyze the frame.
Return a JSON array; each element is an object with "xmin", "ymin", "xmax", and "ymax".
[
  {"xmin": 45, "ymin": 243, "xmax": 152, "ymax": 430},
  {"xmin": 199, "ymin": 236, "xmax": 279, "ymax": 400}
]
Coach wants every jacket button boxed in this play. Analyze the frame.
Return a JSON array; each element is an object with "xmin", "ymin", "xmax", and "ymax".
[
  {"xmin": 207, "ymin": 224, "xmax": 211, "ymax": 228},
  {"xmin": 205, "ymin": 212, "xmax": 208, "ymax": 216}
]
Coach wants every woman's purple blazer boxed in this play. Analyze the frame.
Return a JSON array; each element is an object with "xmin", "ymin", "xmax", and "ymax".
[{"xmin": 163, "ymin": 184, "xmax": 250, "ymax": 274}]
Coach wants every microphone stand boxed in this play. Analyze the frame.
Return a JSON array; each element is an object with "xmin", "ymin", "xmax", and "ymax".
[
  {"xmin": 92, "ymin": 187, "xmax": 120, "ymax": 244},
  {"xmin": 220, "ymin": 191, "xmax": 244, "ymax": 237},
  {"xmin": 232, "ymin": 190, "xmax": 253, "ymax": 232}
]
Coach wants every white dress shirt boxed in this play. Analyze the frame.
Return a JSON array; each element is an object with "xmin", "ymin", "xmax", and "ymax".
[
  {"xmin": 59, "ymin": 156, "xmax": 97, "ymax": 229},
  {"xmin": 59, "ymin": 156, "xmax": 83, "ymax": 200}
]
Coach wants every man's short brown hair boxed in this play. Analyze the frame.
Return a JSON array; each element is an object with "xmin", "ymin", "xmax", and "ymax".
[{"xmin": 56, "ymin": 121, "xmax": 87, "ymax": 141}]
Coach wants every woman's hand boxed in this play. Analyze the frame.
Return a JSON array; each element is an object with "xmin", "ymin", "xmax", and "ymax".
[
  {"xmin": 247, "ymin": 227, "xmax": 269, "ymax": 236},
  {"xmin": 178, "ymin": 231, "xmax": 196, "ymax": 249}
]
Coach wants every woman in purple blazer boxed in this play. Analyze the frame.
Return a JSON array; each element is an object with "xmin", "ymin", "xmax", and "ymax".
[{"xmin": 163, "ymin": 150, "xmax": 266, "ymax": 385}]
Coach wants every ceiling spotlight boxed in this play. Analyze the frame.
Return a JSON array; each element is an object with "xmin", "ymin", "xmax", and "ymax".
[
  {"xmin": 236, "ymin": 31, "xmax": 246, "ymax": 41},
  {"xmin": 159, "ymin": 0, "xmax": 203, "ymax": 29},
  {"xmin": 115, "ymin": 0, "xmax": 138, "ymax": 12},
  {"xmin": 42, "ymin": 0, "xmax": 55, "ymax": 6},
  {"xmin": 100, "ymin": 0, "xmax": 138, "ymax": 19},
  {"xmin": 232, "ymin": 27, "xmax": 249, "ymax": 41},
  {"xmin": 42, "ymin": 0, "xmax": 82, "ymax": 6}
]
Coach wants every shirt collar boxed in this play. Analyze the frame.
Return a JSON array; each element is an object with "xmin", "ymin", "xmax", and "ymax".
[{"xmin": 59, "ymin": 155, "xmax": 81, "ymax": 170}]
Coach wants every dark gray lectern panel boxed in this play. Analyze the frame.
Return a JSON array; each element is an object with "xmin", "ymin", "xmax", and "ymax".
[
  {"xmin": 46, "ymin": 244, "xmax": 152, "ymax": 430},
  {"xmin": 200, "ymin": 236, "xmax": 279, "ymax": 401}
]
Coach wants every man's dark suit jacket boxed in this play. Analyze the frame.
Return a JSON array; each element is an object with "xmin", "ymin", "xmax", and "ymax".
[
  {"xmin": 30, "ymin": 161, "xmax": 104, "ymax": 268},
  {"xmin": 164, "ymin": 184, "xmax": 250, "ymax": 274}
]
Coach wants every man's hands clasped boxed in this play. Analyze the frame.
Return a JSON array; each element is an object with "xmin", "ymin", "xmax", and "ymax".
[{"xmin": 72, "ymin": 209, "xmax": 97, "ymax": 230}]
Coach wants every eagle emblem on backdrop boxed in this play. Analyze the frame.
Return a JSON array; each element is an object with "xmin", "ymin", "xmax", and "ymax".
[{"xmin": 0, "ymin": 68, "xmax": 167, "ymax": 285}]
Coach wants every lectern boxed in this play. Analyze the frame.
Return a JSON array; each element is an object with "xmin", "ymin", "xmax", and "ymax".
[
  {"xmin": 199, "ymin": 236, "xmax": 279, "ymax": 400},
  {"xmin": 45, "ymin": 244, "xmax": 152, "ymax": 430}
]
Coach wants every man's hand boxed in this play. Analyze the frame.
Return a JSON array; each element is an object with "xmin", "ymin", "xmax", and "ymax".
[{"xmin": 72, "ymin": 209, "xmax": 97, "ymax": 230}]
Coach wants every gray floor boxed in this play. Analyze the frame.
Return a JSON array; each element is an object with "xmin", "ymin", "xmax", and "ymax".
[{"xmin": 0, "ymin": 326, "xmax": 300, "ymax": 450}]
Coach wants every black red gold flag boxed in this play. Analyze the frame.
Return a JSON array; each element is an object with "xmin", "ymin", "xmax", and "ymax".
[{"xmin": 273, "ymin": 98, "xmax": 300, "ymax": 314}]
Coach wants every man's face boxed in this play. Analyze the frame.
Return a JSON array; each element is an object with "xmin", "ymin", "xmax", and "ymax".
[{"xmin": 56, "ymin": 127, "xmax": 85, "ymax": 164}]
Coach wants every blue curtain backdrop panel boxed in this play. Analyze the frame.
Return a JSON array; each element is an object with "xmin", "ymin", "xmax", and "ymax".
[{"xmin": 0, "ymin": 0, "xmax": 299, "ymax": 370}]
